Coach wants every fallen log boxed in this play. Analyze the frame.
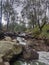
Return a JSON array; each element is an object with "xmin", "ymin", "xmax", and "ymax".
[{"xmin": 0, "ymin": 32, "xmax": 49, "ymax": 41}]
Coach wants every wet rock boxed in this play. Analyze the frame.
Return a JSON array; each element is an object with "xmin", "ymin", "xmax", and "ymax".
[
  {"xmin": 21, "ymin": 45, "xmax": 39, "ymax": 60},
  {"xmin": 0, "ymin": 31, "xmax": 5, "ymax": 40},
  {"xmin": 16, "ymin": 40, "xmax": 19, "ymax": 43}
]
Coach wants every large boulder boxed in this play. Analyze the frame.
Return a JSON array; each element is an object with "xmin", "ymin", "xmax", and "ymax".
[
  {"xmin": 2, "ymin": 44, "xmax": 22, "ymax": 62},
  {"xmin": 0, "ymin": 58, "xmax": 10, "ymax": 65},
  {"xmin": 4, "ymin": 62, "xmax": 10, "ymax": 65},
  {"xmin": 0, "ymin": 62, "xmax": 10, "ymax": 65},
  {"xmin": 0, "ymin": 58, "xmax": 4, "ymax": 65},
  {"xmin": 20, "ymin": 45, "xmax": 39, "ymax": 60},
  {"xmin": 0, "ymin": 41, "xmax": 22, "ymax": 62}
]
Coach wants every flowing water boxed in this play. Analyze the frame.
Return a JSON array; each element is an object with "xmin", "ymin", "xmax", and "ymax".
[{"xmin": 13, "ymin": 37, "xmax": 49, "ymax": 65}]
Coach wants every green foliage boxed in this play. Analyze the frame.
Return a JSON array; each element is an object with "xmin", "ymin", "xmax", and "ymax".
[
  {"xmin": 32, "ymin": 26, "xmax": 40, "ymax": 37},
  {"xmin": 39, "ymin": 24, "xmax": 49, "ymax": 38},
  {"xmin": 8, "ymin": 22, "xmax": 26, "ymax": 32},
  {"xmin": 14, "ymin": 24, "xmax": 26, "ymax": 32},
  {"xmin": 13, "ymin": 61, "xmax": 22, "ymax": 65},
  {"xmin": 42, "ymin": 24, "xmax": 49, "ymax": 32},
  {"xmin": 32, "ymin": 24, "xmax": 49, "ymax": 38},
  {"xmin": 3, "ymin": 0, "xmax": 13, "ymax": 14},
  {"xmin": 3, "ymin": 0, "xmax": 15, "ymax": 31}
]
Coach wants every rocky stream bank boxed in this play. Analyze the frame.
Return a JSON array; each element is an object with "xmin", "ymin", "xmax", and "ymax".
[
  {"xmin": 0, "ymin": 34, "xmax": 49, "ymax": 65},
  {"xmin": 0, "ymin": 36, "xmax": 39, "ymax": 65}
]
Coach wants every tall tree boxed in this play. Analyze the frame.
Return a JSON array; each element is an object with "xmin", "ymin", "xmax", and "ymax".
[
  {"xmin": 11, "ymin": 11, "xmax": 15, "ymax": 32},
  {"xmin": 3, "ymin": 0, "xmax": 13, "ymax": 31},
  {"xmin": 21, "ymin": 0, "xmax": 48, "ymax": 31},
  {"xmin": 0, "ymin": 0, "xmax": 2, "ymax": 30}
]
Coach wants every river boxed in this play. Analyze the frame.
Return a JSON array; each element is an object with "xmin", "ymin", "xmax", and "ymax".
[{"xmin": 13, "ymin": 37, "xmax": 49, "ymax": 65}]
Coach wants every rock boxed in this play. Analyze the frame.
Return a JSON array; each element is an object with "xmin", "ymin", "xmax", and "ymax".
[
  {"xmin": 12, "ymin": 39, "xmax": 16, "ymax": 42},
  {"xmin": 21, "ymin": 45, "xmax": 39, "ymax": 60},
  {"xmin": 2, "ymin": 44, "xmax": 22, "ymax": 62},
  {"xmin": 0, "ymin": 41, "xmax": 22, "ymax": 62},
  {"xmin": 16, "ymin": 40, "xmax": 19, "ymax": 43},
  {"xmin": 0, "ymin": 61, "xmax": 10, "ymax": 65},
  {"xmin": 4, "ymin": 62, "xmax": 10, "ymax": 65},
  {"xmin": 0, "ymin": 62, "xmax": 5, "ymax": 65},
  {"xmin": 47, "ymin": 30, "xmax": 49, "ymax": 33},
  {"xmin": 4, "ymin": 36, "xmax": 12, "ymax": 41},
  {"xmin": 0, "ymin": 58, "xmax": 6, "ymax": 65},
  {"xmin": 0, "ymin": 58, "xmax": 10, "ymax": 65},
  {"xmin": 0, "ymin": 31, "xmax": 5, "ymax": 40},
  {"xmin": 0, "ymin": 58, "xmax": 3, "ymax": 62},
  {"xmin": 45, "ymin": 39, "xmax": 49, "ymax": 46},
  {"xmin": 12, "ymin": 39, "xmax": 19, "ymax": 44}
]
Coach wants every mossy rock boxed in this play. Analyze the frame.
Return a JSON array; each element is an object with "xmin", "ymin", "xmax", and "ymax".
[
  {"xmin": 2, "ymin": 45, "xmax": 22, "ymax": 61},
  {"xmin": 0, "ymin": 41, "xmax": 22, "ymax": 61}
]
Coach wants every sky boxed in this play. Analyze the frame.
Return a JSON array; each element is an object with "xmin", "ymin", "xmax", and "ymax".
[
  {"xmin": 2, "ymin": 16, "xmax": 7, "ymax": 25},
  {"xmin": 1, "ymin": 0, "xmax": 49, "ymax": 25},
  {"xmin": 2, "ymin": 0, "xmax": 24, "ymax": 25}
]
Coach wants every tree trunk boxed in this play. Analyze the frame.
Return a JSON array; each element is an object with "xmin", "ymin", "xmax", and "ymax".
[
  {"xmin": 7, "ymin": 12, "xmax": 9, "ymax": 31},
  {"xmin": 0, "ymin": 0, "xmax": 2, "ymax": 30},
  {"xmin": 33, "ymin": 23, "xmax": 34, "ymax": 29},
  {"xmin": 37, "ymin": 19, "xmax": 42, "ymax": 32},
  {"xmin": 12, "ymin": 21, "xmax": 14, "ymax": 32}
]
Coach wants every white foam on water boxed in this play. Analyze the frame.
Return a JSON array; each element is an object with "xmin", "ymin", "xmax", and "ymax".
[
  {"xmin": 17, "ymin": 37, "xmax": 26, "ymax": 45},
  {"xmin": 38, "ymin": 51, "xmax": 49, "ymax": 65},
  {"xmin": 17, "ymin": 37, "xmax": 49, "ymax": 65}
]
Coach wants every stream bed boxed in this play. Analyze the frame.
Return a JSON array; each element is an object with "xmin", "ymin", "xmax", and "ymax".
[
  {"xmin": 13, "ymin": 37, "xmax": 49, "ymax": 65},
  {"xmin": 13, "ymin": 52, "xmax": 49, "ymax": 65}
]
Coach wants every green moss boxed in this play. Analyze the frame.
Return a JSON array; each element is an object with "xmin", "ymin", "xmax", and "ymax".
[{"xmin": 13, "ymin": 61, "xmax": 22, "ymax": 65}]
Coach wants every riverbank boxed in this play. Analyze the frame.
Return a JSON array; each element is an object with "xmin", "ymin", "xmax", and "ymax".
[
  {"xmin": 13, "ymin": 51, "xmax": 49, "ymax": 65},
  {"xmin": 26, "ymin": 38, "xmax": 49, "ymax": 51},
  {"xmin": 0, "ymin": 35, "xmax": 49, "ymax": 65}
]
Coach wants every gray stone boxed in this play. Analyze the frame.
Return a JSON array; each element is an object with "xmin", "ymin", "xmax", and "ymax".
[{"xmin": 0, "ymin": 41, "xmax": 22, "ymax": 62}]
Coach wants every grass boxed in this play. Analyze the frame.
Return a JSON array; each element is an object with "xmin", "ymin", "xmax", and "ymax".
[{"xmin": 31, "ymin": 24, "xmax": 49, "ymax": 38}]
